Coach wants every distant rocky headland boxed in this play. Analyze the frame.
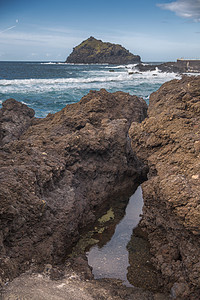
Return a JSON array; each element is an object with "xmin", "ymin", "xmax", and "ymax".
[
  {"xmin": 65, "ymin": 36, "xmax": 141, "ymax": 64},
  {"xmin": 65, "ymin": 36, "xmax": 200, "ymax": 74},
  {"xmin": 135, "ymin": 59, "xmax": 200, "ymax": 74}
]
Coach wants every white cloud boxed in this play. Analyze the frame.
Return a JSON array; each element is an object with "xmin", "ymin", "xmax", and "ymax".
[{"xmin": 157, "ymin": 0, "xmax": 200, "ymax": 21}]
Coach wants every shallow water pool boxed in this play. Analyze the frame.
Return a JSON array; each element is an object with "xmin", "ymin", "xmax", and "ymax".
[{"xmin": 87, "ymin": 186, "xmax": 143, "ymax": 286}]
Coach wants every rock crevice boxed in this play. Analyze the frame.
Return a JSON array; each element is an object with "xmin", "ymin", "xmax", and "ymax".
[
  {"xmin": 129, "ymin": 75, "xmax": 200, "ymax": 299},
  {"xmin": 0, "ymin": 89, "xmax": 147, "ymax": 283}
]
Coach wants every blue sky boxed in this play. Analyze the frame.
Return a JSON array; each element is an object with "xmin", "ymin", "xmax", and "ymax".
[{"xmin": 0, "ymin": 0, "xmax": 200, "ymax": 61}]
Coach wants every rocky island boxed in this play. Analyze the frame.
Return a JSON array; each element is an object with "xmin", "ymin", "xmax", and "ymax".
[
  {"xmin": 65, "ymin": 36, "xmax": 141, "ymax": 64},
  {"xmin": 1, "ymin": 76, "xmax": 200, "ymax": 299}
]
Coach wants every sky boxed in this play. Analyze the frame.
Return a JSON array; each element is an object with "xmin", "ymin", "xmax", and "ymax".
[{"xmin": 0, "ymin": 0, "xmax": 200, "ymax": 61}]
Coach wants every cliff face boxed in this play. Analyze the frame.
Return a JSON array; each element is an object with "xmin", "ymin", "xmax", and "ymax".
[
  {"xmin": 0, "ymin": 90, "xmax": 147, "ymax": 283},
  {"xmin": 129, "ymin": 76, "xmax": 200, "ymax": 299},
  {"xmin": 66, "ymin": 36, "xmax": 141, "ymax": 64}
]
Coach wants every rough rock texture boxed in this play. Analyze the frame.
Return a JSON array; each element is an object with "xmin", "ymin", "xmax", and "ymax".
[
  {"xmin": 66, "ymin": 36, "xmax": 141, "ymax": 64},
  {"xmin": 1, "ymin": 265, "xmax": 169, "ymax": 300},
  {"xmin": 129, "ymin": 76, "xmax": 200, "ymax": 299},
  {"xmin": 0, "ymin": 98, "xmax": 35, "ymax": 146},
  {"xmin": 0, "ymin": 89, "xmax": 147, "ymax": 284}
]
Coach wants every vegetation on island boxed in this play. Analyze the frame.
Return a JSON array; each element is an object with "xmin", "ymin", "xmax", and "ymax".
[{"xmin": 66, "ymin": 36, "xmax": 141, "ymax": 64}]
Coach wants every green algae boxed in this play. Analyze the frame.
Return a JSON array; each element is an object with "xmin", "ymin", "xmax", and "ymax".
[
  {"xmin": 95, "ymin": 227, "xmax": 105, "ymax": 234},
  {"xmin": 69, "ymin": 231, "xmax": 99, "ymax": 258},
  {"xmin": 67, "ymin": 189, "xmax": 133, "ymax": 259},
  {"xmin": 98, "ymin": 208, "xmax": 114, "ymax": 224},
  {"xmin": 67, "ymin": 186, "xmax": 163, "ymax": 294},
  {"xmin": 69, "ymin": 208, "xmax": 115, "ymax": 258}
]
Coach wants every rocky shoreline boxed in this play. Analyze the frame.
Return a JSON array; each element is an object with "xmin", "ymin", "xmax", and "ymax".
[
  {"xmin": 135, "ymin": 60, "xmax": 200, "ymax": 74},
  {"xmin": 129, "ymin": 75, "xmax": 200, "ymax": 299},
  {"xmin": 0, "ymin": 90, "xmax": 147, "ymax": 284},
  {"xmin": 1, "ymin": 76, "xmax": 200, "ymax": 299},
  {"xmin": 1, "ymin": 265, "xmax": 168, "ymax": 300}
]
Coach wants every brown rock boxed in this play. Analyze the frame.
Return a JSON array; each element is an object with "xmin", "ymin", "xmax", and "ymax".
[
  {"xmin": 1, "ymin": 268, "xmax": 169, "ymax": 300},
  {"xmin": 129, "ymin": 75, "xmax": 200, "ymax": 298},
  {"xmin": 0, "ymin": 89, "xmax": 147, "ymax": 283},
  {"xmin": 0, "ymin": 98, "xmax": 35, "ymax": 146}
]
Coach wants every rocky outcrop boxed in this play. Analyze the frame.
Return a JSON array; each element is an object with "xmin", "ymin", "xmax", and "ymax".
[
  {"xmin": 0, "ymin": 89, "xmax": 147, "ymax": 284},
  {"xmin": 66, "ymin": 36, "xmax": 141, "ymax": 64},
  {"xmin": 136, "ymin": 60, "xmax": 200, "ymax": 74},
  {"xmin": 129, "ymin": 76, "xmax": 200, "ymax": 299},
  {"xmin": 0, "ymin": 98, "xmax": 35, "ymax": 146},
  {"xmin": 2, "ymin": 265, "xmax": 169, "ymax": 300}
]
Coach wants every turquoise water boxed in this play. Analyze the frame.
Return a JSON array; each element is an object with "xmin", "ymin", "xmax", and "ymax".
[{"xmin": 0, "ymin": 61, "xmax": 180, "ymax": 117}]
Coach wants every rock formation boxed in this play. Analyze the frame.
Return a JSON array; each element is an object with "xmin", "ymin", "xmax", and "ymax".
[
  {"xmin": 65, "ymin": 36, "xmax": 141, "ymax": 64},
  {"xmin": 129, "ymin": 75, "xmax": 200, "ymax": 299},
  {"xmin": 136, "ymin": 60, "xmax": 200, "ymax": 74},
  {"xmin": 1, "ymin": 266, "xmax": 169, "ymax": 300},
  {"xmin": 1, "ymin": 76, "xmax": 199, "ymax": 299},
  {"xmin": 0, "ymin": 89, "xmax": 147, "ymax": 284},
  {"xmin": 0, "ymin": 98, "xmax": 35, "ymax": 146}
]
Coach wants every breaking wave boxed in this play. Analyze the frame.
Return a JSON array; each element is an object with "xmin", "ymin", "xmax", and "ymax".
[
  {"xmin": 40, "ymin": 62, "xmax": 67, "ymax": 65},
  {"xmin": 0, "ymin": 61, "xmax": 181, "ymax": 117},
  {"xmin": 0, "ymin": 70, "xmax": 179, "ymax": 94}
]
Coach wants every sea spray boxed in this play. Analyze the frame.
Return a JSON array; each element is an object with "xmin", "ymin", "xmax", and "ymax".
[{"xmin": 0, "ymin": 61, "xmax": 180, "ymax": 117}]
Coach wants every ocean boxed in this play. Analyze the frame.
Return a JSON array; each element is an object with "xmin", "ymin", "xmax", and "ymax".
[{"xmin": 0, "ymin": 61, "xmax": 180, "ymax": 118}]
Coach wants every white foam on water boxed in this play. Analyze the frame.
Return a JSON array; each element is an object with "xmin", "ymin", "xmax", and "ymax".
[
  {"xmin": 82, "ymin": 70, "xmax": 114, "ymax": 74},
  {"xmin": 21, "ymin": 101, "xmax": 29, "ymax": 105},
  {"xmin": 0, "ymin": 68, "xmax": 180, "ymax": 95},
  {"xmin": 126, "ymin": 64, "xmax": 138, "ymax": 68},
  {"xmin": 0, "ymin": 74, "xmax": 127, "ymax": 85},
  {"xmin": 105, "ymin": 65, "xmax": 126, "ymax": 69},
  {"xmin": 131, "ymin": 67, "xmax": 181, "ymax": 82},
  {"xmin": 40, "ymin": 62, "xmax": 67, "ymax": 65},
  {"xmin": 105, "ymin": 64, "xmax": 138, "ymax": 69},
  {"xmin": 41, "ymin": 62, "xmax": 56, "ymax": 65},
  {"xmin": 0, "ymin": 73, "xmax": 132, "ymax": 94},
  {"xmin": 183, "ymin": 72, "xmax": 200, "ymax": 76}
]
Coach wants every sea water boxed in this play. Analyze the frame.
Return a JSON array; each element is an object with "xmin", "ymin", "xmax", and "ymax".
[
  {"xmin": 0, "ymin": 61, "xmax": 180, "ymax": 117},
  {"xmin": 87, "ymin": 186, "xmax": 143, "ymax": 286}
]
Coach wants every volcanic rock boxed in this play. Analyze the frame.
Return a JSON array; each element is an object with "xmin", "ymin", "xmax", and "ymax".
[
  {"xmin": 0, "ymin": 89, "xmax": 147, "ymax": 283},
  {"xmin": 1, "ymin": 267, "xmax": 169, "ymax": 300},
  {"xmin": 65, "ymin": 36, "xmax": 141, "ymax": 64},
  {"xmin": 136, "ymin": 60, "xmax": 200, "ymax": 74},
  {"xmin": 0, "ymin": 98, "xmax": 35, "ymax": 146},
  {"xmin": 129, "ymin": 75, "xmax": 200, "ymax": 298}
]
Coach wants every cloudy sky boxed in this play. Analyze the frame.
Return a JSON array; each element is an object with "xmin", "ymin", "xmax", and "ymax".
[{"xmin": 0, "ymin": 0, "xmax": 200, "ymax": 61}]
